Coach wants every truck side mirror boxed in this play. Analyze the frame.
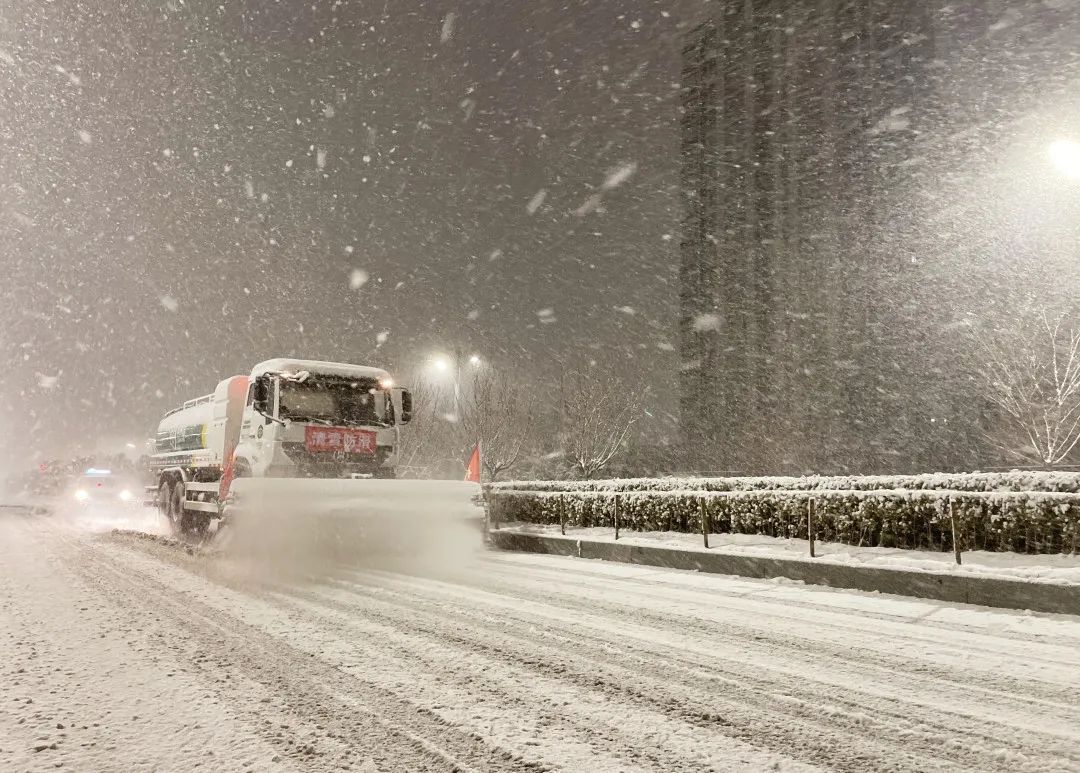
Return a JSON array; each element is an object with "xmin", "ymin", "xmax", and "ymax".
[{"xmin": 391, "ymin": 387, "xmax": 412, "ymax": 425}]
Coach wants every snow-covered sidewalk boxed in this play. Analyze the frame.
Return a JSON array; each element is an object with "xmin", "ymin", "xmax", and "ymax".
[{"xmin": 495, "ymin": 523, "xmax": 1080, "ymax": 587}]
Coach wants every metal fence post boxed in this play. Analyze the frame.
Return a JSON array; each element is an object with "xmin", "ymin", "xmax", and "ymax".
[
  {"xmin": 559, "ymin": 496, "xmax": 566, "ymax": 536},
  {"xmin": 949, "ymin": 498, "xmax": 962, "ymax": 566},
  {"xmin": 808, "ymin": 497, "xmax": 816, "ymax": 558},
  {"xmin": 1067, "ymin": 500, "xmax": 1075, "ymax": 557},
  {"xmin": 614, "ymin": 494, "xmax": 620, "ymax": 541},
  {"xmin": 700, "ymin": 497, "xmax": 709, "ymax": 549}
]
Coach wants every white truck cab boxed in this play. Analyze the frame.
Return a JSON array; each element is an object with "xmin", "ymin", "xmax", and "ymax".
[{"xmin": 236, "ymin": 358, "xmax": 411, "ymax": 479}]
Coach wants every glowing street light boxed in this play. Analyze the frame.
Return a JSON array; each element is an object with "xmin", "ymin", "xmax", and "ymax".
[
  {"xmin": 468, "ymin": 354, "xmax": 482, "ymax": 366},
  {"xmin": 431, "ymin": 357, "xmax": 450, "ymax": 372},
  {"xmin": 1048, "ymin": 139, "xmax": 1080, "ymax": 179}
]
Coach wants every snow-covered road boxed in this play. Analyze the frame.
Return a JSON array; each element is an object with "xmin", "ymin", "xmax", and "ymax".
[{"xmin": 2, "ymin": 512, "xmax": 1079, "ymax": 772}]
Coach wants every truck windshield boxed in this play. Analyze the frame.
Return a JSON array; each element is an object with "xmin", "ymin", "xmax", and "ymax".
[{"xmin": 277, "ymin": 378, "xmax": 386, "ymax": 427}]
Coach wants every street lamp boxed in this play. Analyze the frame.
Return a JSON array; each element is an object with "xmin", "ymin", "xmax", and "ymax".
[
  {"xmin": 427, "ymin": 351, "xmax": 484, "ymax": 417},
  {"xmin": 1049, "ymin": 139, "xmax": 1080, "ymax": 179}
]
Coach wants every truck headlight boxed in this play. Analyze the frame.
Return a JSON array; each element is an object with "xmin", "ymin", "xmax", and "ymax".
[
  {"xmin": 74, "ymin": 489, "xmax": 89, "ymax": 501},
  {"xmin": 118, "ymin": 489, "xmax": 133, "ymax": 501}
]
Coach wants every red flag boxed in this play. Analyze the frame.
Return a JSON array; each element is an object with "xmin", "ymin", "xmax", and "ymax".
[{"xmin": 464, "ymin": 443, "xmax": 481, "ymax": 483}]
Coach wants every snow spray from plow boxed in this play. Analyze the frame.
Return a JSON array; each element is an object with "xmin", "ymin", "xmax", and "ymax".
[{"xmin": 217, "ymin": 478, "xmax": 485, "ymax": 577}]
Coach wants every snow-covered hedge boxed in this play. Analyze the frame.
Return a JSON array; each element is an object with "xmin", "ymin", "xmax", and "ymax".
[
  {"xmin": 486, "ymin": 474, "xmax": 1080, "ymax": 555},
  {"xmin": 490, "ymin": 470, "xmax": 1080, "ymax": 494}
]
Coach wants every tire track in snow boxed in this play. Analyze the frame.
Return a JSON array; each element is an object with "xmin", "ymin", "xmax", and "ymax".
[
  {"xmin": 94, "ymin": 533, "xmax": 815, "ymax": 773},
  {"xmin": 311, "ymin": 569, "xmax": 1078, "ymax": 773},
  {"xmin": 51, "ymin": 528, "xmax": 545, "ymax": 773}
]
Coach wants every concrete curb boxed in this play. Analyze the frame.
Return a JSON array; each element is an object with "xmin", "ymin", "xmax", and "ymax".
[{"xmin": 488, "ymin": 530, "xmax": 1080, "ymax": 616}]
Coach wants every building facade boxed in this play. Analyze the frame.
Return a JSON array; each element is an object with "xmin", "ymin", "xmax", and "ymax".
[{"xmin": 679, "ymin": 1, "xmax": 1080, "ymax": 474}]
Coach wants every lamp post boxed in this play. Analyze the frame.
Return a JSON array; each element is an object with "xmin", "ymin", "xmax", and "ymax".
[{"xmin": 428, "ymin": 350, "xmax": 483, "ymax": 418}]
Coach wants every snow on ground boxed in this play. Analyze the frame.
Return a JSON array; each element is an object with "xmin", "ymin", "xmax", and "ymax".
[
  {"xmin": 498, "ymin": 523, "xmax": 1080, "ymax": 586},
  {"xmin": 1, "ymin": 509, "xmax": 1079, "ymax": 771}
]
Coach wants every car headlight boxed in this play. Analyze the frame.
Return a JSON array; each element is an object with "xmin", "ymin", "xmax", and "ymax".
[
  {"xmin": 74, "ymin": 489, "xmax": 89, "ymax": 501},
  {"xmin": 118, "ymin": 489, "xmax": 133, "ymax": 501}
]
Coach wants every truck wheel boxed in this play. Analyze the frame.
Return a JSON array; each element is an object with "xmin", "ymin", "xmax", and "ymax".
[
  {"xmin": 158, "ymin": 482, "xmax": 172, "ymax": 519},
  {"xmin": 169, "ymin": 481, "xmax": 189, "ymax": 535},
  {"xmin": 192, "ymin": 513, "xmax": 211, "ymax": 538}
]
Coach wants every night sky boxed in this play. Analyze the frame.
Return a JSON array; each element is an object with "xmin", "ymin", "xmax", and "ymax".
[{"xmin": 0, "ymin": 0, "xmax": 691, "ymax": 464}]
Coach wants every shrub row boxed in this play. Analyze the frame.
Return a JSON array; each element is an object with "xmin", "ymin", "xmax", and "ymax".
[
  {"xmin": 486, "ymin": 484, "xmax": 1080, "ymax": 555},
  {"xmin": 489, "ymin": 470, "xmax": 1080, "ymax": 495}
]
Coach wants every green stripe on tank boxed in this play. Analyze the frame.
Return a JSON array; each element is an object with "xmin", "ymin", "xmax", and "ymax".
[{"xmin": 154, "ymin": 423, "xmax": 207, "ymax": 454}]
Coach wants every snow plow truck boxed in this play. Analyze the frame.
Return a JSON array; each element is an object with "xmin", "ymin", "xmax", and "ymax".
[{"xmin": 149, "ymin": 358, "xmax": 412, "ymax": 536}]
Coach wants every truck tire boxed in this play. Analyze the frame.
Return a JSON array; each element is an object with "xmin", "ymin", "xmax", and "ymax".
[
  {"xmin": 169, "ymin": 481, "xmax": 189, "ymax": 535},
  {"xmin": 158, "ymin": 482, "xmax": 171, "ymax": 519},
  {"xmin": 191, "ymin": 513, "xmax": 211, "ymax": 538}
]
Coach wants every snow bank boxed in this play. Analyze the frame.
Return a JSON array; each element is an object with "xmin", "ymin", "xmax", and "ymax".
[{"xmin": 495, "ymin": 524, "xmax": 1080, "ymax": 586}]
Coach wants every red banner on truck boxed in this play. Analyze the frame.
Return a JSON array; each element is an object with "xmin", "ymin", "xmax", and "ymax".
[{"xmin": 304, "ymin": 426, "xmax": 377, "ymax": 455}]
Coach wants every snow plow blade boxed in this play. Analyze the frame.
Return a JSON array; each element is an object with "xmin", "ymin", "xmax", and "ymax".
[{"xmin": 217, "ymin": 479, "xmax": 484, "ymax": 574}]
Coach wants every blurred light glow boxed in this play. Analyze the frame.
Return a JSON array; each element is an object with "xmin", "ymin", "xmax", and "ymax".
[
  {"xmin": 1049, "ymin": 139, "xmax": 1080, "ymax": 179},
  {"xmin": 379, "ymin": 377, "xmax": 394, "ymax": 389},
  {"xmin": 468, "ymin": 354, "xmax": 482, "ymax": 366},
  {"xmin": 118, "ymin": 489, "xmax": 133, "ymax": 501},
  {"xmin": 74, "ymin": 489, "xmax": 89, "ymax": 501},
  {"xmin": 431, "ymin": 357, "xmax": 450, "ymax": 372}
]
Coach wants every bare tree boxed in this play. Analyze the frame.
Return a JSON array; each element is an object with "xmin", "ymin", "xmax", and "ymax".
[
  {"xmin": 394, "ymin": 376, "xmax": 462, "ymax": 478},
  {"xmin": 977, "ymin": 311, "xmax": 1080, "ymax": 466},
  {"xmin": 459, "ymin": 370, "xmax": 534, "ymax": 481},
  {"xmin": 560, "ymin": 370, "xmax": 640, "ymax": 479}
]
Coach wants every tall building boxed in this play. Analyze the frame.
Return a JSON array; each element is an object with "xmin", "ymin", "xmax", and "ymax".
[{"xmin": 679, "ymin": 1, "xmax": 1080, "ymax": 474}]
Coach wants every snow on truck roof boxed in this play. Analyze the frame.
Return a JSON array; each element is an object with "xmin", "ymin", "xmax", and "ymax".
[{"xmin": 250, "ymin": 358, "xmax": 390, "ymax": 381}]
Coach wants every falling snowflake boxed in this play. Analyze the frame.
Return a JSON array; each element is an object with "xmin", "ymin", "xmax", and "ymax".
[
  {"xmin": 440, "ymin": 13, "xmax": 456, "ymax": 43},
  {"xmin": 691, "ymin": 312, "xmax": 722, "ymax": 332},
  {"xmin": 537, "ymin": 307, "xmax": 556, "ymax": 324},
  {"xmin": 160, "ymin": 295, "xmax": 179, "ymax": 312},
  {"xmin": 526, "ymin": 189, "xmax": 547, "ymax": 214},
  {"xmin": 602, "ymin": 162, "xmax": 638, "ymax": 190},
  {"xmin": 77, "ymin": 130, "xmax": 93, "ymax": 144},
  {"xmin": 54, "ymin": 64, "xmax": 81, "ymax": 86},
  {"xmin": 36, "ymin": 373, "xmax": 59, "ymax": 389},
  {"xmin": 316, "ymin": 149, "xmax": 327, "ymax": 168},
  {"xmin": 349, "ymin": 269, "xmax": 369, "ymax": 290},
  {"xmin": 376, "ymin": 331, "xmax": 390, "ymax": 344}
]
